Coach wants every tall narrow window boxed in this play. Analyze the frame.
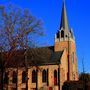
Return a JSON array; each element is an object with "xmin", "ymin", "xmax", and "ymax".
[
  {"xmin": 72, "ymin": 52, "xmax": 74, "ymax": 63},
  {"xmin": 42, "ymin": 70, "xmax": 47, "ymax": 82},
  {"xmin": 12, "ymin": 71, "xmax": 17, "ymax": 83},
  {"xmin": 54, "ymin": 70, "xmax": 57, "ymax": 85},
  {"xmin": 4, "ymin": 72, "xmax": 9, "ymax": 84},
  {"xmin": 61, "ymin": 30, "xmax": 64, "ymax": 38},
  {"xmin": 22, "ymin": 71, "xmax": 27, "ymax": 83},
  {"xmin": 32, "ymin": 70, "xmax": 37, "ymax": 83}
]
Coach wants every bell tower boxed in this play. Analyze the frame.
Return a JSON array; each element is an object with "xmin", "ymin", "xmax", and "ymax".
[{"xmin": 54, "ymin": 1, "xmax": 78, "ymax": 81}]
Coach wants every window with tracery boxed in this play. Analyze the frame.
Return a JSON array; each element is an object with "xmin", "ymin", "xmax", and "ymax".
[
  {"xmin": 22, "ymin": 71, "xmax": 27, "ymax": 83},
  {"xmin": 54, "ymin": 70, "xmax": 58, "ymax": 85},
  {"xmin": 61, "ymin": 30, "xmax": 64, "ymax": 38},
  {"xmin": 4, "ymin": 72, "xmax": 9, "ymax": 84},
  {"xmin": 12, "ymin": 71, "xmax": 17, "ymax": 83},
  {"xmin": 32, "ymin": 70, "xmax": 37, "ymax": 83},
  {"xmin": 42, "ymin": 70, "xmax": 47, "ymax": 82}
]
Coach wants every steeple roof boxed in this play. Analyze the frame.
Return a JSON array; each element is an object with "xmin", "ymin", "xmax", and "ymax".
[{"xmin": 60, "ymin": 1, "xmax": 69, "ymax": 30}]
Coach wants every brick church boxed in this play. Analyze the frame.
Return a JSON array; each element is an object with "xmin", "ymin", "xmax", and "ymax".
[{"xmin": 1, "ymin": 1, "xmax": 78, "ymax": 90}]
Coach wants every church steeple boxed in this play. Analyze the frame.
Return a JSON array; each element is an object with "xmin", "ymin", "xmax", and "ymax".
[
  {"xmin": 55, "ymin": 0, "xmax": 78, "ymax": 82},
  {"xmin": 55, "ymin": 1, "xmax": 75, "ymax": 42},
  {"xmin": 60, "ymin": 1, "xmax": 69, "ymax": 31}
]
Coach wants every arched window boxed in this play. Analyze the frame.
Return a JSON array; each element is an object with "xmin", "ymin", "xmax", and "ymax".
[
  {"xmin": 42, "ymin": 70, "xmax": 47, "ymax": 82},
  {"xmin": 54, "ymin": 70, "xmax": 57, "ymax": 85},
  {"xmin": 72, "ymin": 52, "xmax": 74, "ymax": 63},
  {"xmin": 12, "ymin": 71, "xmax": 17, "ymax": 83},
  {"xmin": 22, "ymin": 71, "xmax": 27, "ymax": 83},
  {"xmin": 61, "ymin": 30, "xmax": 64, "ymax": 38},
  {"xmin": 32, "ymin": 70, "xmax": 37, "ymax": 83},
  {"xmin": 4, "ymin": 72, "xmax": 9, "ymax": 84}
]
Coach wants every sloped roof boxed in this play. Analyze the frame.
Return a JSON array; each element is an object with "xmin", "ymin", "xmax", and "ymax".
[{"xmin": 2, "ymin": 46, "xmax": 63, "ymax": 67}]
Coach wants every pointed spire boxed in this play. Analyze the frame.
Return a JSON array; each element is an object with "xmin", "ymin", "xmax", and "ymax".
[{"xmin": 60, "ymin": 0, "xmax": 69, "ymax": 31}]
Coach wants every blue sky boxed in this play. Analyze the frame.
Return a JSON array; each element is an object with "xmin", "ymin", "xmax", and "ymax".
[{"xmin": 0, "ymin": 0, "xmax": 90, "ymax": 73}]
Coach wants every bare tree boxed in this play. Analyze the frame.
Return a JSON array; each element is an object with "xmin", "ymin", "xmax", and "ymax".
[
  {"xmin": 0, "ymin": 4, "xmax": 43, "ymax": 90},
  {"xmin": 79, "ymin": 73, "xmax": 90, "ymax": 90},
  {"xmin": 79, "ymin": 73, "xmax": 90, "ymax": 82}
]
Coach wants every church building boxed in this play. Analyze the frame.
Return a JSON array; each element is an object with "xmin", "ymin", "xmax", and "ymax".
[{"xmin": 1, "ymin": 1, "xmax": 78, "ymax": 90}]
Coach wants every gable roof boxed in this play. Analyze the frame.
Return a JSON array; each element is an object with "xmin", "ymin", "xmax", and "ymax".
[{"xmin": 1, "ymin": 46, "xmax": 63, "ymax": 67}]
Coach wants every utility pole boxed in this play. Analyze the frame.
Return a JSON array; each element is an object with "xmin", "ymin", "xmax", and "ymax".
[
  {"xmin": 82, "ymin": 57, "xmax": 85, "ymax": 74},
  {"xmin": 82, "ymin": 57, "xmax": 86, "ymax": 90}
]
